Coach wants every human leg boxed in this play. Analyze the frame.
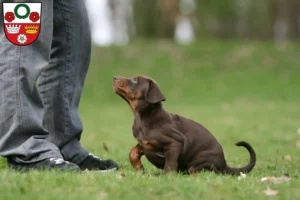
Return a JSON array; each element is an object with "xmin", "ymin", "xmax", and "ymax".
[
  {"xmin": 37, "ymin": 0, "xmax": 118, "ymax": 171},
  {"xmin": 0, "ymin": 0, "xmax": 79, "ymax": 171}
]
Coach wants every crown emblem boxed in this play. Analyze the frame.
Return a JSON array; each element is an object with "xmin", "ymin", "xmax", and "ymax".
[
  {"xmin": 6, "ymin": 25, "xmax": 21, "ymax": 34},
  {"xmin": 24, "ymin": 25, "xmax": 39, "ymax": 34}
]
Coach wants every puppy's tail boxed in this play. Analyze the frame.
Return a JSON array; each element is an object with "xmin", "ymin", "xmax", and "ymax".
[{"xmin": 223, "ymin": 141, "xmax": 256, "ymax": 175}]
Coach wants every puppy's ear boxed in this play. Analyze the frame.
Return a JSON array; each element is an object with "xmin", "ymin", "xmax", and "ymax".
[{"xmin": 145, "ymin": 80, "xmax": 166, "ymax": 103}]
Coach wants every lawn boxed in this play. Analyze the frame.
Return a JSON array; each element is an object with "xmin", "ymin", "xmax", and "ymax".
[{"xmin": 0, "ymin": 40, "xmax": 300, "ymax": 200}]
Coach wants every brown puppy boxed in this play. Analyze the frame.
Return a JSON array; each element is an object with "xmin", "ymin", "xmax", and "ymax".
[{"xmin": 113, "ymin": 75, "xmax": 256, "ymax": 175}]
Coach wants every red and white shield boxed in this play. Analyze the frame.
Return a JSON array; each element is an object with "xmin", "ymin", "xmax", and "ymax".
[{"xmin": 3, "ymin": 3, "xmax": 41, "ymax": 46}]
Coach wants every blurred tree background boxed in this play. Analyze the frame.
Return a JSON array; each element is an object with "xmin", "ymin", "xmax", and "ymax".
[{"xmin": 86, "ymin": 0, "xmax": 300, "ymax": 46}]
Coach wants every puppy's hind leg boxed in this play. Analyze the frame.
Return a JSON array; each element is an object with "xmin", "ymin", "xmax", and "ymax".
[{"xmin": 188, "ymin": 162, "xmax": 219, "ymax": 175}]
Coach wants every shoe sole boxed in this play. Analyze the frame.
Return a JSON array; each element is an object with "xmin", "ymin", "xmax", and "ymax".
[
  {"xmin": 8, "ymin": 165, "xmax": 80, "ymax": 172},
  {"xmin": 96, "ymin": 167, "xmax": 118, "ymax": 174},
  {"xmin": 7, "ymin": 159, "xmax": 80, "ymax": 172}
]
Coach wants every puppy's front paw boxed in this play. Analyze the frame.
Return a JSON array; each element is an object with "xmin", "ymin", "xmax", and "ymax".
[{"xmin": 134, "ymin": 164, "xmax": 144, "ymax": 171}]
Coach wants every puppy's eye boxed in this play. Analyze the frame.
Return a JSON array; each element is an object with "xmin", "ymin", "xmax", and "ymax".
[{"xmin": 132, "ymin": 77, "xmax": 138, "ymax": 84}]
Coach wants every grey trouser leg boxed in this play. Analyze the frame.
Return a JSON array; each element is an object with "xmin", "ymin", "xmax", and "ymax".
[
  {"xmin": 0, "ymin": 0, "xmax": 63, "ymax": 163},
  {"xmin": 37, "ymin": 0, "xmax": 91, "ymax": 164}
]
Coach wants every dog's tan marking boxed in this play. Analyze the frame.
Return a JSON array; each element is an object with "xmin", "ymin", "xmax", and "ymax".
[
  {"xmin": 128, "ymin": 90, "xmax": 142, "ymax": 111},
  {"xmin": 142, "ymin": 140, "xmax": 159, "ymax": 150}
]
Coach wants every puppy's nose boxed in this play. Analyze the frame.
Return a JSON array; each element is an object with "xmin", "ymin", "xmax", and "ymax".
[{"xmin": 113, "ymin": 76, "xmax": 118, "ymax": 81}]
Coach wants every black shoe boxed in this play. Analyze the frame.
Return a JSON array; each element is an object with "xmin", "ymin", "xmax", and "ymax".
[
  {"xmin": 7, "ymin": 157, "xmax": 80, "ymax": 172},
  {"xmin": 78, "ymin": 153, "xmax": 118, "ymax": 173}
]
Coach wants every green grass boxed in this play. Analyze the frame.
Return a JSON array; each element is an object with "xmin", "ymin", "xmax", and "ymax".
[{"xmin": 1, "ymin": 40, "xmax": 300, "ymax": 200}]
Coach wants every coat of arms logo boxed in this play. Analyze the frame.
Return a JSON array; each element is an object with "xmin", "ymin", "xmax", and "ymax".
[{"xmin": 3, "ymin": 3, "xmax": 41, "ymax": 46}]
